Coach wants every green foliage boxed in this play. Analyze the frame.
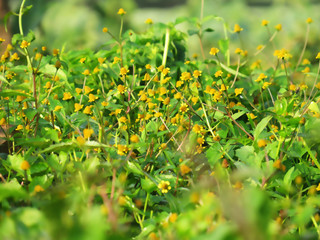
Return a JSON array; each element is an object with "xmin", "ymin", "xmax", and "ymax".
[{"xmin": 1, "ymin": 2, "xmax": 320, "ymax": 240}]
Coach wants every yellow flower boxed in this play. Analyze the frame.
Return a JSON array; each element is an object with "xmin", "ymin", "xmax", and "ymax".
[
  {"xmin": 82, "ymin": 69, "xmax": 90, "ymax": 76},
  {"xmin": 16, "ymin": 95, "xmax": 26, "ymax": 103},
  {"xmin": 98, "ymin": 57, "xmax": 106, "ymax": 64},
  {"xmin": 10, "ymin": 53, "xmax": 20, "ymax": 61},
  {"xmin": 316, "ymin": 183, "xmax": 320, "ymax": 191},
  {"xmin": 21, "ymin": 160, "xmax": 30, "ymax": 170},
  {"xmin": 193, "ymin": 70, "xmax": 202, "ymax": 78},
  {"xmin": 0, "ymin": 38, "xmax": 5, "ymax": 42},
  {"xmin": 62, "ymin": 92, "xmax": 72, "ymax": 100},
  {"xmin": 0, "ymin": 118, "xmax": 6, "ymax": 125},
  {"xmin": 235, "ymin": 48, "xmax": 243, "ymax": 54},
  {"xmin": 180, "ymin": 72, "xmax": 192, "ymax": 81},
  {"xmin": 76, "ymin": 88, "xmax": 82, "ymax": 94},
  {"xmin": 83, "ymin": 128, "xmax": 94, "ymax": 139},
  {"xmin": 53, "ymin": 49, "xmax": 59, "ymax": 56},
  {"xmin": 306, "ymin": 17, "xmax": 313, "ymax": 24},
  {"xmin": 84, "ymin": 86, "xmax": 93, "ymax": 95},
  {"xmin": 130, "ymin": 134, "xmax": 139, "ymax": 143},
  {"xmin": 117, "ymin": 8, "xmax": 126, "ymax": 15},
  {"xmin": 315, "ymin": 82, "xmax": 320, "ymax": 90},
  {"xmin": 302, "ymin": 59, "xmax": 310, "ymax": 65},
  {"xmin": 117, "ymin": 144, "xmax": 129, "ymax": 156},
  {"xmin": 180, "ymin": 164, "xmax": 191, "ymax": 176},
  {"xmin": 88, "ymin": 93, "xmax": 98, "ymax": 102},
  {"xmin": 274, "ymin": 48, "xmax": 292, "ymax": 59},
  {"xmin": 117, "ymin": 84, "xmax": 126, "ymax": 94},
  {"xmin": 235, "ymin": 88, "xmax": 244, "ymax": 96},
  {"xmin": 301, "ymin": 67, "xmax": 310, "ymax": 73},
  {"xmin": 158, "ymin": 180, "xmax": 171, "ymax": 193},
  {"xmin": 275, "ymin": 24, "xmax": 282, "ymax": 31},
  {"xmin": 34, "ymin": 185, "xmax": 44, "ymax": 193},
  {"xmin": 101, "ymin": 101, "xmax": 109, "ymax": 106},
  {"xmin": 289, "ymin": 84, "xmax": 296, "ymax": 91},
  {"xmin": 197, "ymin": 137, "xmax": 205, "ymax": 145},
  {"xmin": 261, "ymin": 19, "xmax": 269, "ymax": 26},
  {"xmin": 248, "ymin": 113, "xmax": 257, "ymax": 119},
  {"xmin": 20, "ymin": 40, "xmax": 30, "ymax": 49},
  {"xmin": 145, "ymin": 64, "xmax": 151, "ymax": 69},
  {"xmin": 79, "ymin": 57, "xmax": 86, "ymax": 63},
  {"xmin": 74, "ymin": 103, "xmax": 84, "ymax": 112},
  {"xmin": 233, "ymin": 24, "xmax": 243, "ymax": 33},
  {"xmin": 258, "ymin": 139, "xmax": 267, "ymax": 148},
  {"xmin": 54, "ymin": 106, "xmax": 62, "ymax": 111},
  {"xmin": 102, "ymin": 27, "xmax": 108, "ymax": 33},
  {"xmin": 145, "ymin": 18, "xmax": 153, "ymax": 24},
  {"xmin": 210, "ymin": 47, "xmax": 219, "ymax": 56},
  {"xmin": 16, "ymin": 124, "xmax": 23, "ymax": 131},
  {"xmin": 214, "ymin": 70, "xmax": 223, "ymax": 78},
  {"xmin": 316, "ymin": 52, "xmax": 320, "ymax": 60},
  {"xmin": 262, "ymin": 82, "xmax": 271, "ymax": 89},
  {"xmin": 83, "ymin": 106, "xmax": 93, "ymax": 115},
  {"xmin": 179, "ymin": 103, "xmax": 189, "ymax": 114},
  {"xmin": 254, "ymin": 73, "xmax": 267, "ymax": 82},
  {"xmin": 77, "ymin": 136, "xmax": 86, "ymax": 145},
  {"xmin": 120, "ymin": 67, "xmax": 129, "ymax": 76}
]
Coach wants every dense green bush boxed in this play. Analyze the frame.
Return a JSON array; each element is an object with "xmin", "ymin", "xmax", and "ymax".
[{"xmin": 1, "ymin": 1, "xmax": 320, "ymax": 239}]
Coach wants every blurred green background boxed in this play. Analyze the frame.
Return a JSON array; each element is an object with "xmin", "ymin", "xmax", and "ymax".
[{"xmin": 1, "ymin": 0, "xmax": 320, "ymax": 59}]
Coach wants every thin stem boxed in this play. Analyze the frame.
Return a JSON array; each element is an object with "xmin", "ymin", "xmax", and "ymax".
[{"xmin": 295, "ymin": 24, "xmax": 310, "ymax": 71}]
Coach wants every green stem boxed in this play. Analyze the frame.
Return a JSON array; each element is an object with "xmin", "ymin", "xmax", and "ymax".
[{"xmin": 19, "ymin": 0, "xmax": 26, "ymax": 36}]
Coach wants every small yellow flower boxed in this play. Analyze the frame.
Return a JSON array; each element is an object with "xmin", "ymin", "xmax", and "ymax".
[
  {"xmin": 233, "ymin": 24, "xmax": 243, "ymax": 33},
  {"xmin": 193, "ymin": 70, "xmax": 202, "ymax": 78},
  {"xmin": 261, "ymin": 19, "xmax": 269, "ymax": 26},
  {"xmin": 102, "ymin": 27, "xmax": 108, "ymax": 33},
  {"xmin": 74, "ymin": 103, "xmax": 84, "ymax": 112},
  {"xmin": 248, "ymin": 113, "xmax": 257, "ymax": 119},
  {"xmin": 79, "ymin": 57, "xmax": 86, "ymax": 64},
  {"xmin": 258, "ymin": 139, "xmax": 267, "ymax": 147},
  {"xmin": 179, "ymin": 103, "xmax": 189, "ymax": 114},
  {"xmin": 83, "ymin": 105, "xmax": 93, "ymax": 115},
  {"xmin": 53, "ymin": 49, "xmax": 59, "ymax": 56},
  {"xmin": 306, "ymin": 17, "xmax": 313, "ymax": 24},
  {"xmin": 117, "ymin": 84, "xmax": 126, "ymax": 94},
  {"xmin": 289, "ymin": 84, "xmax": 296, "ymax": 91},
  {"xmin": 120, "ymin": 67, "xmax": 129, "ymax": 76},
  {"xmin": 20, "ymin": 40, "xmax": 30, "ymax": 49},
  {"xmin": 83, "ymin": 128, "xmax": 94, "ymax": 139},
  {"xmin": 21, "ymin": 160, "xmax": 30, "ymax": 170},
  {"xmin": 77, "ymin": 136, "xmax": 86, "ymax": 145},
  {"xmin": 316, "ymin": 52, "xmax": 320, "ymax": 60},
  {"xmin": 82, "ymin": 69, "xmax": 90, "ymax": 76},
  {"xmin": 235, "ymin": 48, "xmax": 243, "ymax": 55},
  {"xmin": 34, "ymin": 185, "xmax": 44, "ymax": 193},
  {"xmin": 117, "ymin": 144, "xmax": 129, "ymax": 156},
  {"xmin": 117, "ymin": 8, "xmax": 126, "ymax": 15},
  {"xmin": 16, "ymin": 124, "xmax": 23, "ymax": 131},
  {"xmin": 62, "ymin": 92, "xmax": 72, "ymax": 100},
  {"xmin": 235, "ymin": 88, "xmax": 244, "ymax": 96},
  {"xmin": 301, "ymin": 67, "xmax": 310, "ymax": 73},
  {"xmin": 130, "ymin": 134, "xmax": 139, "ymax": 143},
  {"xmin": 54, "ymin": 106, "xmax": 62, "ymax": 111},
  {"xmin": 145, "ymin": 18, "xmax": 153, "ymax": 24},
  {"xmin": 180, "ymin": 164, "xmax": 191, "ymax": 176},
  {"xmin": 262, "ymin": 82, "xmax": 271, "ymax": 89},
  {"xmin": 0, "ymin": 38, "xmax": 5, "ymax": 42},
  {"xmin": 274, "ymin": 48, "xmax": 292, "ymax": 59},
  {"xmin": 158, "ymin": 180, "xmax": 171, "ymax": 193},
  {"xmin": 145, "ymin": 64, "xmax": 151, "ymax": 69},
  {"xmin": 10, "ymin": 53, "xmax": 20, "ymax": 61},
  {"xmin": 255, "ymin": 73, "xmax": 268, "ymax": 82},
  {"xmin": 76, "ymin": 88, "xmax": 82, "ymax": 94},
  {"xmin": 98, "ymin": 57, "xmax": 106, "ymax": 64},
  {"xmin": 0, "ymin": 118, "xmax": 6, "ymax": 125},
  {"xmin": 88, "ymin": 93, "xmax": 98, "ymax": 102},
  {"xmin": 214, "ymin": 70, "xmax": 223, "ymax": 78},
  {"xmin": 275, "ymin": 24, "xmax": 282, "ymax": 31},
  {"xmin": 209, "ymin": 47, "xmax": 219, "ymax": 56},
  {"xmin": 84, "ymin": 86, "xmax": 93, "ymax": 95}
]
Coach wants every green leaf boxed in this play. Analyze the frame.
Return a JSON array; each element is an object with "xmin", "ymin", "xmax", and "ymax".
[
  {"xmin": 203, "ymin": 28, "xmax": 215, "ymax": 33},
  {"xmin": 254, "ymin": 115, "xmax": 272, "ymax": 140},
  {"xmin": 0, "ymin": 75, "xmax": 11, "ymax": 85},
  {"xmin": 187, "ymin": 29, "xmax": 199, "ymax": 36},
  {"xmin": 39, "ymin": 141, "xmax": 77, "ymax": 153},
  {"xmin": 283, "ymin": 166, "xmax": 295, "ymax": 188},
  {"xmin": 141, "ymin": 178, "xmax": 157, "ymax": 193},
  {"xmin": 0, "ymin": 179, "xmax": 27, "ymax": 201},
  {"xmin": 218, "ymin": 39, "xmax": 229, "ymax": 55},
  {"xmin": 127, "ymin": 161, "xmax": 144, "ymax": 176},
  {"xmin": 206, "ymin": 142, "xmax": 222, "ymax": 167},
  {"xmin": 0, "ymin": 90, "xmax": 30, "ymax": 98}
]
